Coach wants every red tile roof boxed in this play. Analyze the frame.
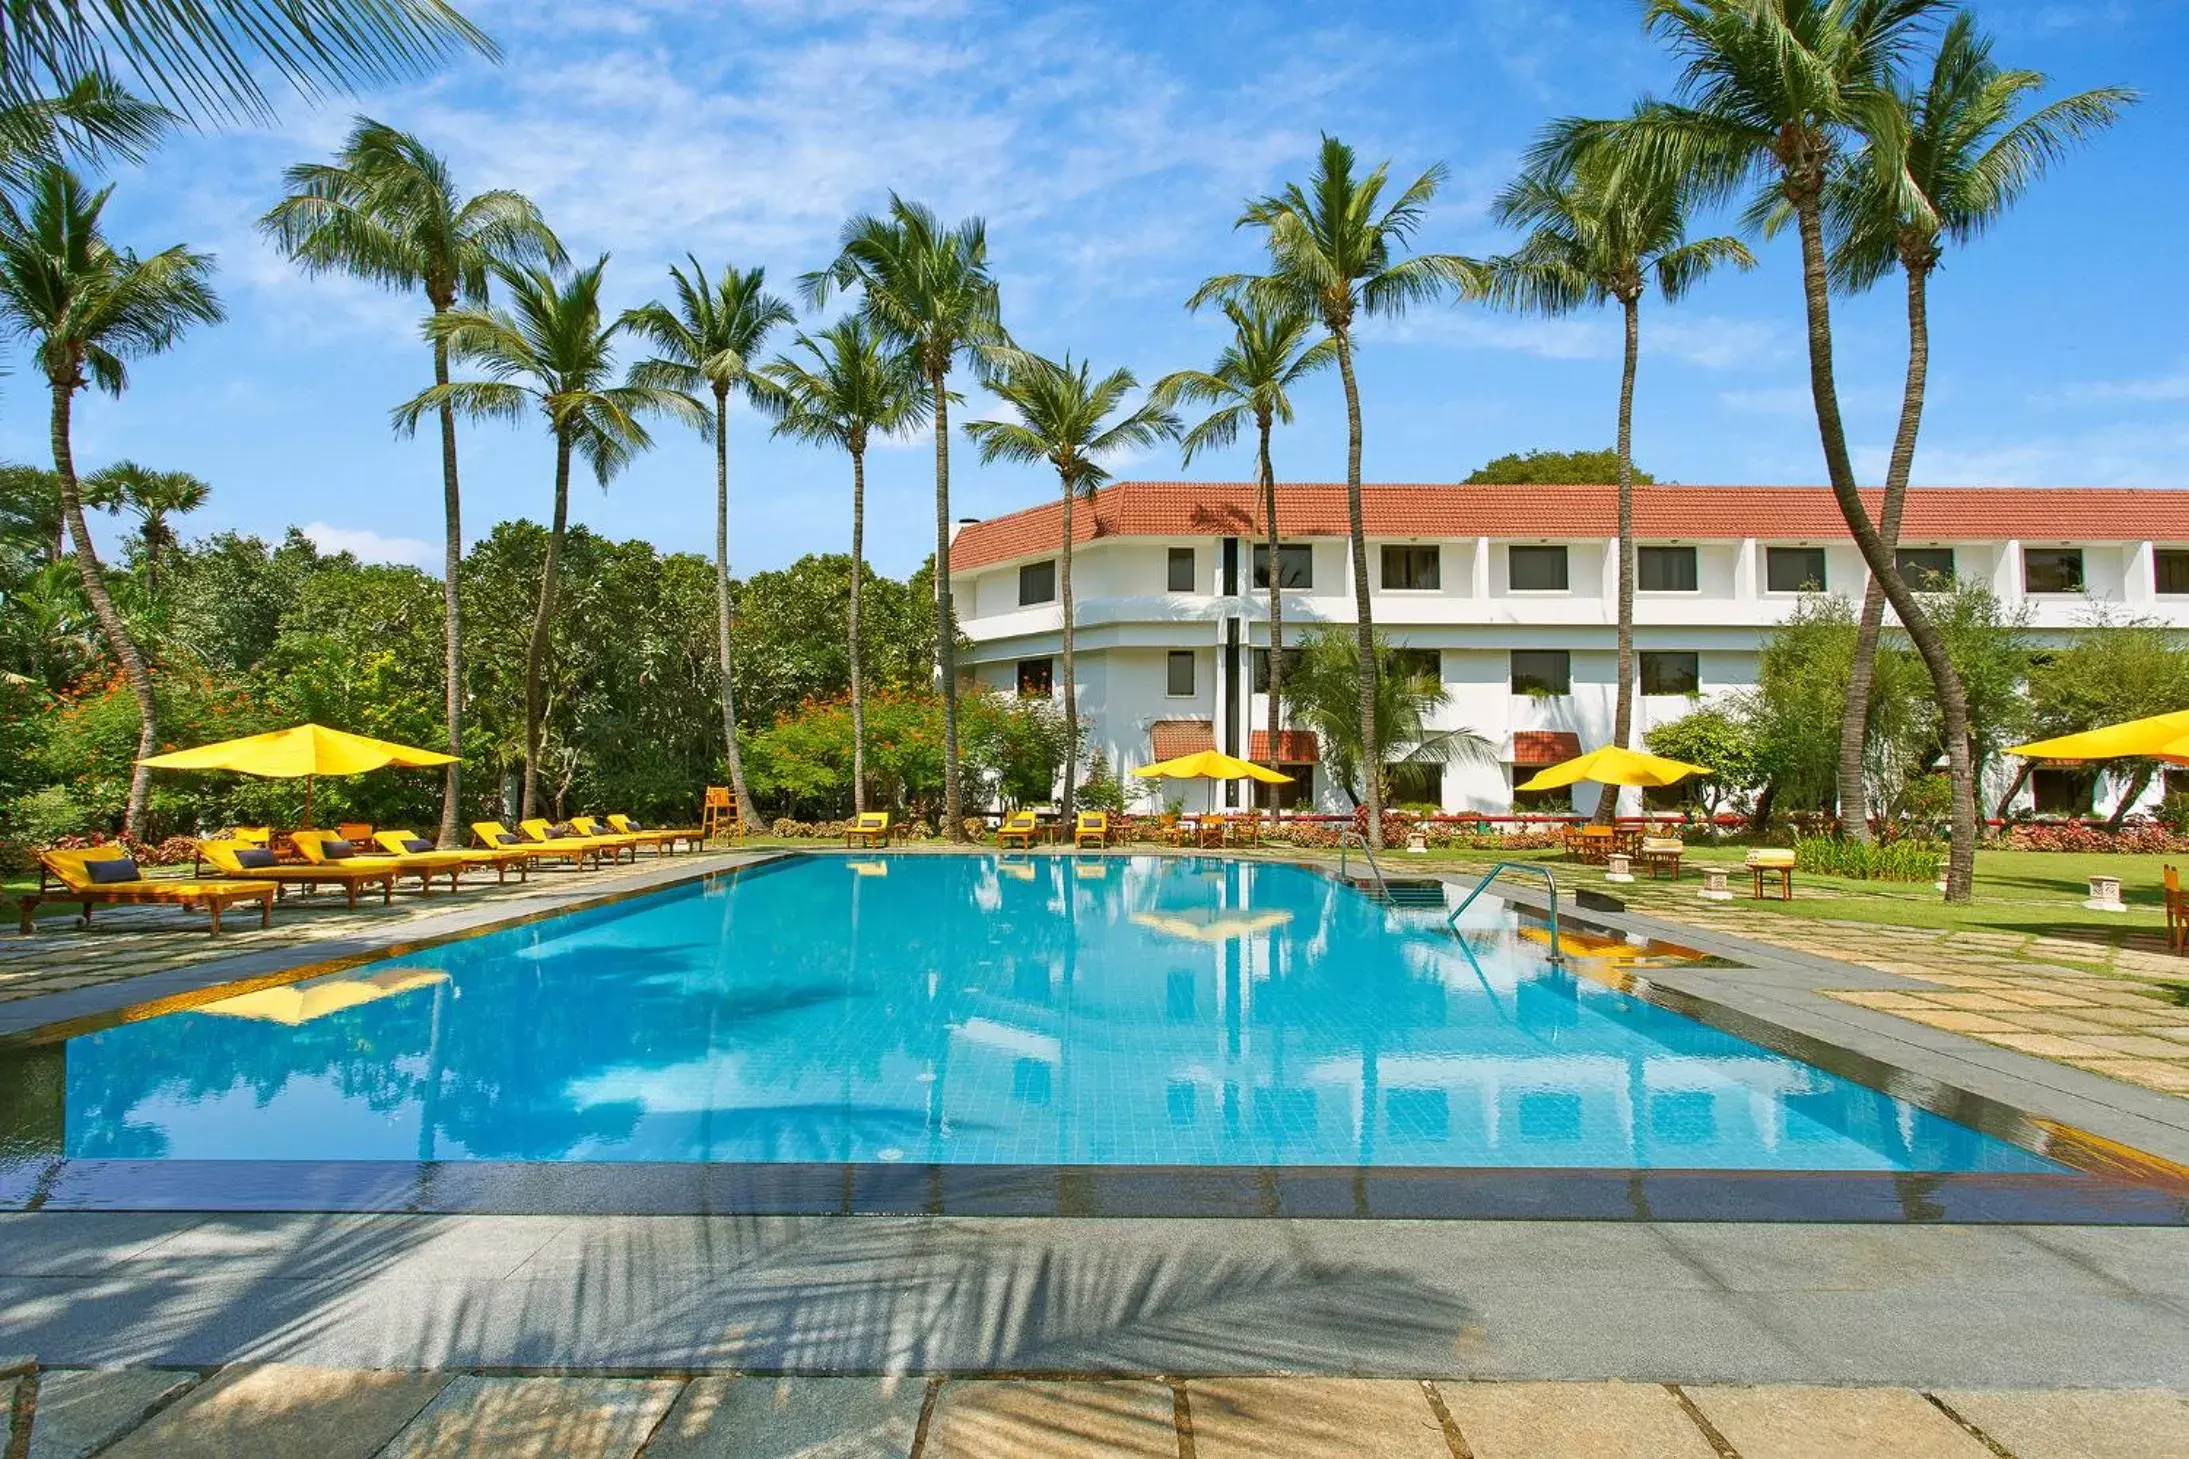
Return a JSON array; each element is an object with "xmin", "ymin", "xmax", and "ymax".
[
  {"xmin": 947, "ymin": 481, "xmax": 2185, "ymax": 572},
  {"xmin": 1150, "ymin": 720, "xmax": 1215, "ymax": 759},
  {"xmin": 1249, "ymin": 730, "xmax": 1320, "ymax": 763},
  {"xmin": 1512, "ymin": 730, "xmax": 1582, "ymax": 767}
]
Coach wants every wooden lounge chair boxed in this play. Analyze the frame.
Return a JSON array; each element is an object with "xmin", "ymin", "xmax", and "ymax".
[
  {"xmin": 568, "ymin": 816, "xmax": 648, "ymax": 860},
  {"xmin": 2166, "ymin": 865, "xmax": 2186, "ymax": 952},
  {"xmin": 1638, "ymin": 837, "xmax": 1685, "ymax": 880},
  {"xmin": 1746, "ymin": 848, "xmax": 1796, "ymax": 901},
  {"xmin": 518, "ymin": 818, "xmax": 626, "ymax": 868},
  {"xmin": 997, "ymin": 809, "xmax": 1040, "ymax": 850},
  {"xmin": 200, "ymin": 838, "xmax": 406, "ymax": 908},
  {"xmin": 374, "ymin": 830, "xmax": 534, "ymax": 884},
  {"xmin": 1074, "ymin": 810, "xmax": 1110, "ymax": 849},
  {"xmin": 845, "ymin": 811, "xmax": 892, "ymax": 849},
  {"xmin": 286, "ymin": 831, "xmax": 438, "ymax": 900},
  {"xmin": 607, "ymin": 814, "xmax": 696, "ymax": 854},
  {"xmin": 22, "ymin": 846, "xmax": 278, "ymax": 935},
  {"xmin": 473, "ymin": 820, "xmax": 594, "ymax": 871},
  {"xmin": 1226, "ymin": 811, "xmax": 1262, "ymax": 848}
]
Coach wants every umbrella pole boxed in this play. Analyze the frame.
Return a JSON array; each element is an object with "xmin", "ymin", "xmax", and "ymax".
[{"xmin": 305, "ymin": 775, "xmax": 314, "ymax": 829}]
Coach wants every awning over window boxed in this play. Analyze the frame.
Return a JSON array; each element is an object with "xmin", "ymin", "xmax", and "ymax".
[
  {"xmin": 1150, "ymin": 719, "xmax": 1216, "ymax": 760},
  {"xmin": 1249, "ymin": 730, "xmax": 1319, "ymax": 763},
  {"xmin": 1509, "ymin": 730, "xmax": 1582, "ymax": 767}
]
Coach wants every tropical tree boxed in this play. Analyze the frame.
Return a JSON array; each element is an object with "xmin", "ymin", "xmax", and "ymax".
[
  {"xmin": 0, "ymin": 74, "xmax": 168, "ymax": 191},
  {"xmin": 262, "ymin": 118, "xmax": 563, "ymax": 846},
  {"xmin": 1192, "ymin": 135, "xmax": 1479, "ymax": 847},
  {"xmin": 965, "ymin": 355, "xmax": 1179, "ymax": 817},
  {"xmin": 1284, "ymin": 626, "xmax": 1495, "ymax": 812},
  {"xmin": 1825, "ymin": 14, "xmax": 2132, "ymax": 841},
  {"xmin": 758, "ymin": 318, "xmax": 932, "ymax": 813},
  {"xmin": 82, "ymin": 460, "xmax": 207, "ymax": 594},
  {"xmin": 1473, "ymin": 118, "xmax": 1753, "ymax": 823},
  {"xmin": 804, "ymin": 196, "xmax": 1016, "ymax": 840},
  {"xmin": 1152, "ymin": 299, "xmax": 1334, "ymax": 784},
  {"xmin": 622, "ymin": 257, "xmax": 794, "ymax": 828},
  {"xmin": 394, "ymin": 258, "xmax": 699, "ymax": 817},
  {"xmin": 0, "ymin": 463, "xmax": 65, "ymax": 563},
  {"xmin": 0, "ymin": 164, "xmax": 221, "ymax": 835}
]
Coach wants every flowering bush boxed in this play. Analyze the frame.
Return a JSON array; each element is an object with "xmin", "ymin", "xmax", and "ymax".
[{"xmin": 2007, "ymin": 821, "xmax": 2189, "ymax": 855}]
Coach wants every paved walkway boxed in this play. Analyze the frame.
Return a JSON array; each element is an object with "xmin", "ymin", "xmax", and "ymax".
[{"xmin": 5, "ymin": 1362, "xmax": 2187, "ymax": 1457}]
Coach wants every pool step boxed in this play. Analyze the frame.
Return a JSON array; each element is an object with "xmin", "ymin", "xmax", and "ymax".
[{"xmin": 1355, "ymin": 877, "xmax": 1451, "ymax": 908}]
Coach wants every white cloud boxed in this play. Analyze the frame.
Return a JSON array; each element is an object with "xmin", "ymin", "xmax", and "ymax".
[
  {"xmin": 301, "ymin": 521, "xmax": 443, "ymax": 569},
  {"xmin": 1367, "ymin": 308, "xmax": 1782, "ymax": 368},
  {"xmin": 2053, "ymin": 369, "xmax": 2189, "ymax": 404}
]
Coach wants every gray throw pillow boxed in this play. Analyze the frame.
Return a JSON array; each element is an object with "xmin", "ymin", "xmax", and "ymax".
[
  {"xmin": 320, "ymin": 838, "xmax": 355, "ymax": 860},
  {"xmin": 402, "ymin": 837, "xmax": 432, "ymax": 853},
  {"xmin": 233, "ymin": 847, "xmax": 275, "ymax": 869},
  {"xmin": 85, "ymin": 857, "xmax": 140, "ymax": 884}
]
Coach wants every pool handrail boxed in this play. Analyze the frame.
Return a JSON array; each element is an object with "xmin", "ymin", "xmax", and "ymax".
[
  {"xmin": 1337, "ymin": 830, "xmax": 1389, "ymax": 900},
  {"xmin": 1449, "ymin": 861, "xmax": 1565, "ymax": 966}
]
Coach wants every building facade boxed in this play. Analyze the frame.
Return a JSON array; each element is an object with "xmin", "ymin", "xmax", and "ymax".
[{"xmin": 946, "ymin": 482, "xmax": 2189, "ymax": 818}]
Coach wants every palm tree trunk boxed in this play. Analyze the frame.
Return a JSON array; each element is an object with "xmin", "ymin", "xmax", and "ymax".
[
  {"xmin": 50, "ymin": 381, "xmax": 156, "ymax": 838},
  {"xmin": 1791, "ymin": 190, "xmax": 1977, "ymax": 902},
  {"xmin": 850, "ymin": 443, "xmax": 867, "ymax": 816},
  {"xmin": 1838, "ymin": 261, "xmax": 1931, "ymax": 844},
  {"xmin": 932, "ymin": 370, "xmax": 964, "ymax": 839},
  {"xmin": 1596, "ymin": 294, "xmax": 1641, "ymax": 828},
  {"xmin": 2105, "ymin": 762, "xmax": 2155, "ymax": 832},
  {"xmin": 1332, "ymin": 326, "xmax": 1381, "ymax": 848},
  {"xmin": 1993, "ymin": 760, "xmax": 2031, "ymax": 823},
  {"xmin": 434, "ymin": 329, "xmax": 464, "ymax": 849},
  {"xmin": 713, "ymin": 389, "xmax": 757, "ymax": 826},
  {"xmin": 1259, "ymin": 413, "xmax": 1284, "ymax": 802},
  {"xmin": 1059, "ymin": 479, "xmax": 1077, "ymax": 820},
  {"xmin": 522, "ymin": 433, "xmax": 571, "ymax": 820}
]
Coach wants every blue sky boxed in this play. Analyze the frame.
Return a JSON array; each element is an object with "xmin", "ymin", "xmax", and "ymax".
[{"xmin": 10, "ymin": 0, "xmax": 2183, "ymax": 577}]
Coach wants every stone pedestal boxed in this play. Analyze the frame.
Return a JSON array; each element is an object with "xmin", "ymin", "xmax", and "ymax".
[
  {"xmin": 1405, "ymin": 829, "xmax": 1428, "ymax": 855},
  {"xmin": 2083, "ymin": 874, "xmax": 2126, "ymax": 912},
  {"xmin": 1700, "ymin": 867, "xmax": 1733, "ymax": 901},
  {"xmin": 1606, "ymin": 853, "xmax": 1634, "ymax": 883}
]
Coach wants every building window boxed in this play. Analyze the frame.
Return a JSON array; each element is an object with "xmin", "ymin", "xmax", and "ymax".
[
  {"xmin": 1390, "ymin": 648, "xmax": 1441, "ymax": 684},
  {"xmin": 1511, "ymin": 649, "xmax": 1571, "ymax": 696},
  {"xmin": 1014, "ymin": 658, "xmax": 1053, "ymax": 696},
  {"xmin": 1639, "ymin": 545, "xmax": 1699, "ymax": 592},
  {"xmin": 1765, "ymin": 547, "xmax": 1827, "ymax": 594},
  {"xmin": 1511, "ymin": 767, "xmax": 1569, "ymax": 814},
  {"xmin": 1388, "ymin": 761, "xmax": 1443, "ymax": 808},
  {"xmin": 1018, "ymin": 559, "xmax": 1057, "ymax": 605},
  {"xmin": 1639, "ymin": 651, "xmax": 1700, "ymax": 696},
  {"xmin": 1251, "ymin": 647, "xmax": 1302, "ymax": 693},
  {"xmin": 2023, "ymin": 548, "xmax": 2084, "ymax": 594},
  {"xmin": 1166, "ymin": 650, "xmax": 1196, "ymax": 697},
  {"xmin": 1166, "ymin": 546, "xmax": 1196, "ymax": 593},
  {"xmin": 1254, "ymin": 764, "xmax": 1315, "ymax": 810},
  {"xmin": 2156, "ymin": 550, "xmax": 2189, "ymax": 595},
  {"xmin": 1250, "ymin": 543, "xmax": 1314, "ymax": 589},
  {"xmin": 1896, "ymin": 547, "xmax": 1956, "ymax": 588},
  {"xmin": 1508, "ymin": 545, "xmax": 1569, "ymax": 592},
  {"xmin": 2031, "ymin": 767, "xmax": 2094, "ymax": 816},
  {"xmin": 1381, "ymin": 544, "xmax": 1441, "ymax": 590}
]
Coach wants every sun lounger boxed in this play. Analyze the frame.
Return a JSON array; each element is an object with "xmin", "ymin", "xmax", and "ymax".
[
  {"xmin": 276, "ymin": 832, "xmax": 423, "ymax": 903},
  {"xmin": 374, "ymin": 830, "xmax": 534, "ymax": 884},
  {"xmin": 292, "ymin": 828, "xmax": 467, "ymax": 893},
  {"xmin": 569, "ymin": 817, "xmax": 650, "ymax": 859},
  {"xmin": 475, "ymin": 820, "xmax": 609, "ymax": 871},
  {"xmin": 199, "ymin": 838, "xmax": 409, "ymax": 908},
  {"xmin": 23, "ymin": 846, "xmax": 278, "ymax": 935},
  {"xmin": 521, "ymin": 817, "xmax": 633, "ymax": 866},
  {"xmin": 997, "ymin": 809, "xmax": 1039, "ymax": 850},
  {"xmin": 1074, "ymin": 810, "xmax": 1109, "ymax": 849},
  {"xmin": 607, "ymin": 815, "xmax": 697, "ymax": 854},
  {"xmin": 845, "ymin": 811, "xmax": 892, "ymax": 849}
]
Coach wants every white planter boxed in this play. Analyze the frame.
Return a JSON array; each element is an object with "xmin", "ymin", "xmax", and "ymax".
[
  {"xmin": 1406, "ymin": 829, "xmax": 1428, "ymax": 855},
  {"xmin": 2083, "ymin": 874, "xmax": 2127, "ymax": 912},
  {"xmin": 1606, "ymin": 853, "xmax": 1634, "ymax": 884},
  {"xmin": 1700, "ymin": 867, "xmax": 1733, "ymax": 901}
]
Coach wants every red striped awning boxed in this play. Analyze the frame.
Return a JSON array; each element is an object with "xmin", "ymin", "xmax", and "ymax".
[
  {"xmin": 1250, "ymin": 730, "xmax": 1319, "ymax": 763},
  {"xmin": 1511, "ymin": 731, "xmax": 1582, "ymax": 767},
  {"xmin": 1150, "ymin": 720, "xmax": 1216, "ymax": 760}
]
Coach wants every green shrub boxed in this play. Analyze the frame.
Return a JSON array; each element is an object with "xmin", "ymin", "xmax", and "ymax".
[
  {"xmin": 1793, "ymin": 835, "xmax": 1944, "ymax": 882},
  {"xmin": 2159, "ymin": 791, "xmax": 2189, "ymax": 838},
  {"xmin": 7, "ymin": 785, "xmax": 91, "ymax": 844}
]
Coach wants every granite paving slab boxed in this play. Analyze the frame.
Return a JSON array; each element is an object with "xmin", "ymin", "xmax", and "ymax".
[
  {"xmin": 923, "ymin": 1379, "xmax": 1179, "ymax": 1458},
  {"xmin": 1931, "ymin": 1388, "xmax": 2189, "ymax": 1459},
  {"xmin": 1432, "ymin": 1380, "xmax": 1718, "ymax": 1458},
  {"xmin": 377, "ymin": 1374, "xmax": 682, "ymax": 1459},
  {"xmin": 1685, "ymin": 1384, "xmax": 1990, "ymax": 1459},
  {"xmin": 642, "ymin": 1375, "xmax": 926, "ymax": 1459},
  {"xmin": 101, "ymin": 1363, "xmax": 452, "ymax": 1459},
  {"xmin": 1188, "ymin": 1377, "xmax": 1450, "ymax": 1458},
  {"xmin": 23, "ymin": 1368, "xmax": 197, "ymax": 1459}
]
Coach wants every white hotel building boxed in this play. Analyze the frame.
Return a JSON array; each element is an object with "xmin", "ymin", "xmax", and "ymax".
[{"xmin": 946, "ymin": 481, "xmax": 2189, "ymax": 818}]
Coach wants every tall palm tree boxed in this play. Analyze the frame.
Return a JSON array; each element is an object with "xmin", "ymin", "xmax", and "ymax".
[
  {"xmin": 262, "ymin": 118, "xmax": 563, "ymax": 848},
  {"xmin": 758, "ymin": 318, "xmax": 932, "ymax": 814},
  {"xmin": 1192, "ymin": 136, "xmax": 1479, "ymax": 848},
  {"xmin": 82, "ymin": 459, "xmax": 209, "ymax": 594},
  {"xmin": 1152, "ymin": 300, "xmax": 1334, "ymax": 788},
  {"xmin": 1473, "ymin": 121, "xmax": 1753, "ymax": 824},
  {"xmin": 805, "ymin": 196, "xmax": 1016, "ymax": 839},
  {"xmin": 0, "ymin": 164, "xmax": 221, "ymax": 836},
  {"xmin": 0, "ymin": 74, "xmax": 167, "ymax": 190},
  {"xmin": 394, "ymin": 258, "xmax": 698, "ymax": 817},
  {"xmin": 1827, "ymin": 15, "xmax": 2133, "ymax": 841},
  {"xmin": 623, "ymin": 257, "xmax": 794, "ymax": 828},
  {"xmin": 965, "ymin": 356, "xmax": 1179, "ymax": 818}
]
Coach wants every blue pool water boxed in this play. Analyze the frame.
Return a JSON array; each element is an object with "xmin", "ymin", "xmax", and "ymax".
[{"xmin": 51, "ymin": 855, "xmax": 2060, "ymax": 1172}]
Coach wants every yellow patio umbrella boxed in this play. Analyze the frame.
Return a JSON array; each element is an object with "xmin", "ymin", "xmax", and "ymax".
[
  {"xmin": 1133, "ymin": 747, "xmax": 1293, "ymax": 816},
  {"xmin": 1132, "ymin": 907, "xmax": 1294, "ymax": 944},
  {"xmin": 2004, "ymin": 709, "xmax": 2189, "ymax": 765},
  {"xmin": 195, "ymin": 968, "xmax": 448, "ymax": 1025},
  {"xmin": 1516, "ymin": 744, "xmax": 1712, "ymax": 792},
  {"xmin": 139, "ymin": 722, "xmax": 457, "ymax": 825}
]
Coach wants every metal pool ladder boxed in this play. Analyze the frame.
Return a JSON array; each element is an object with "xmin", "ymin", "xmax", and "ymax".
[
  {"xmin": 1337, "ymin": 830, "xmax": 1389, "ymax": 900},
  {"xmin": 1448, "ymin": 862, "xmax": 1565, "ymax": 966}
]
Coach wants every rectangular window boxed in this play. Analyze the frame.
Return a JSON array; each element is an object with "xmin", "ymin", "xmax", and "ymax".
[
  {"xmin": 1511, "ymin": 649, "xmax": 1571, "ymax": 696},
  {"xmin": 1014, "ymin": 658, "xmax": 1053, "ymax": 697},
  {"xmin": 2031, "ymin": 768, "xmax": 2094, "ymax": 816},
  {"xmin": 1166, "ymin": 546, "xmax": 1196, "ymax": 593},
  {"xmin": 2023, "ymin": 548, "xmax": 2084, "ymax": 594},
  {"xmin": 1250, "ymin": 543, "xmax": 1314, "ymax": 590},
  {"xmin": 1251, "ymin": 647, "xmax": 1302, "ymax": 694},
  {"xmin": 1018, "ymin": 559, "xmax": 1057, "ymax": 605},
  {"xmin": 1896, "ymin": 547, "xmax": 1956, "ymax": 588},
  {"xmin": 1638, "ymin": 545, "xmax": 1699, "ymax": 592},
  {"xmin": 1508, "ymin": 545, "xmax": 1569, "ymax": 592},
  {"xmin": 2156, "ymin": 550, "xmax": 2189, "ymax": 595},
  {"xmin": 1253, "ymin": 763, "xmax": 1315, "ymax": 810},
  {"xmin": 1166, "ymin": 650, "xmax": 1196, "ymax": 697},
  {"xmin": 1639, "ymin": 651, "xmax": 1700, "ymax": 696},
  {"xmin": 1388, "ymin": 761, "xmax": 1443, "ymax": 808},
  {"xmin": 1511, "ymin": 767, "xmax": 1569, "ymax": 813},
  {"xmin": 1381, "ymin": 544, "xmax": 1441, "ymax": 590},
  {"xmin": 1390, "ymin": 648, "xmax": 1441, "ymax": 684},
  {"xmin": 1765, "ymin": 547, "xmax": 1827, "ymax": 594}
]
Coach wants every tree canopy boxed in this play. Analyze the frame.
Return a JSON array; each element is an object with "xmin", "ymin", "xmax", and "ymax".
[{"xmin": 1462, "ymin": 449, "xmax": 1657, "ymax": 485}]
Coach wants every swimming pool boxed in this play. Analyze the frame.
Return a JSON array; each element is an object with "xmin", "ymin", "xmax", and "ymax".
[{"xmin": 17, "ymin": 855, "xmax": 2067, "ymax": 1178}]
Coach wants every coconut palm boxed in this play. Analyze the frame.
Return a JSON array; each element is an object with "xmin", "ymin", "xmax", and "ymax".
[
  {"xmin": 1827, "ymin": 15, "xmax": 2133, "ymax": 842},
  {"xmin": 1192, "ymin": 135, "xmax": 1479, "ymax": 847},
  {"xmin": 1152, "ymin": 300, "xmax": 1334, "ymax": 788},
  {"xmin": 805, "ymin": 196, "xmax": 1017, "ymax": 839},
  {"xmin": 758, "ymin": 318, "xmax": 932, "ymax": 814},
  {"xmin": 1473, "ymin": 121, "xmax": 1754, "ymax": 824},
  {"xmin": 82, "ymin": 460, "xmax": 208, "ymax": 594},
  {"xmin": 965, "ymin": 356, "xmax": 1179, "ymax": 817},
  {"xmin": 623, "ymin": 258, "xmax": 794, "ymax": 829},
  {"xmin": 262, "ymin": 118, "xmax": 563, "ymax": 847},
  {"xmin": 394, "ymin": 258, "xmax": 699, "ymax": 817},
  {"xmin": 0, "ymin": 164, "xmax": 221, "ymax": 836},
  {"xmin": 1285, "ymin": 626, "xmax": 1496, "ymax": 812},
  {"xmin": 0, "ymin": 74, "xmax": 168, "ymax": 191}
]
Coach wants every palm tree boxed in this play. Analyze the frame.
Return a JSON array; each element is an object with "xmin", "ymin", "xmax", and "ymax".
[
  {"xmin": 0, "ymin": 74, "xmax": 167, "ymax": 191},
  {"xmin": 758, "ymin": 318, "xmax": 932, "ymax": 814},
  {"xmin": 1284, "ymin": 626, "xmax": 1496, "ymax": 811},
  {"xmin": 623, "ymin": 258, "xmax": 794, "ymax": 829},
  {"xmin": 0, "ymin": 164, "xmax": 221, "ymax": 836},
  {"xmin": 1827, "ymin": 15, "xmax": 2133, "ymax": 842},
  {"xmin": 1152, "ymin": 300, "xmax": 1334, "ymax": 789},
  {"xmin": 805, "ymin": 196, "xmax": 1016, "ymax": 839},
  {"xmin": 394, "ymin": 257, "xmax": 698, "ymax": 817},
  {"xmin": 965, "ymin": 356, "xmax": 1179, "ymax": 818},
  {"xmin": 1192, "ymin": 136, "xmax": 1479, "ymax": 848},
  {"xmin": 82, "ymin": 460, "xmax": 208, "ymax": 594},
  {"xmin": 262, "ymin": 118, "xmax": 563, "ymax": 848},
  {"xmin": 1473, "ymin": 121, "xmax": 1753, "ymax": 825}
]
